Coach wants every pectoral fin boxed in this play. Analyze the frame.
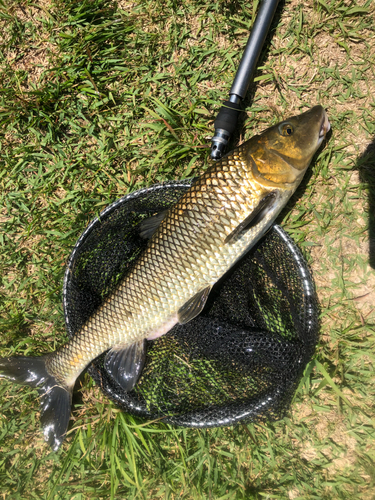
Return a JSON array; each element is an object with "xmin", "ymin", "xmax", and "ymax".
[
  {"xmin": 104, "ymin": 340, "xmax": 146, "ymax": 392},
  {"xmin": 224, "ymin": 191, "xmax": 277, "ymax": 244},
  {"xmin": 177, "ymin": 286, "xmax": 212, "ymax": 324},
  {"xmin": 139, "ymin": 210, "xmax": 168, "ymax": 239}
]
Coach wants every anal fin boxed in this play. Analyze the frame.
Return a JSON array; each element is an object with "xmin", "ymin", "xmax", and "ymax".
[
  {"xmin": 177, "ymin": 286, "xmax": 212, "ymax": 324},
  {"xmin": 104, "ymin": 340, "xmax": 146, "ymax": 392}
]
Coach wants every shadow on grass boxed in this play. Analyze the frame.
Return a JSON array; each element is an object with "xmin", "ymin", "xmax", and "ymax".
[{"xmin": 356, "ymin": 136, "xmax": 375, "ymax": 270}]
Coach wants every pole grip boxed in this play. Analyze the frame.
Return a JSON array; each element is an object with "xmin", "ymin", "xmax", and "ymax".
[{"xmin": 213, "ymin": 101, "xmax": 241, "ymax": 135}]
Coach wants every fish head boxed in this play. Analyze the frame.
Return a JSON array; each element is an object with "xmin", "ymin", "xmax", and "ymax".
[{"xmin": 248, "ymin": 105, "xmax": 330, "ymax": 188}]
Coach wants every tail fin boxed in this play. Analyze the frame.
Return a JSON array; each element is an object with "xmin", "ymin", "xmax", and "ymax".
[{"xmin": 0, "ymin": 356, "xmax": 72, "ymax": 451}]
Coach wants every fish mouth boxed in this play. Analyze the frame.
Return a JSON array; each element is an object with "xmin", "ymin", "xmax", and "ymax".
[{"xmin": 318, "ymin": 110, "xmax": 330, "ymax": 145}]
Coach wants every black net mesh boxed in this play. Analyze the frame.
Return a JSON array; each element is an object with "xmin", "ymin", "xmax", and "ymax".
[{"xmin": 63, "ymin": 180, "xmax": 319, "ymax": 427}]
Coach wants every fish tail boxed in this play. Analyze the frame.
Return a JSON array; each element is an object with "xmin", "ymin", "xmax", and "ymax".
[{"xmin": 0, "ymin": 355, "xmax": 73, "ymax": 450}]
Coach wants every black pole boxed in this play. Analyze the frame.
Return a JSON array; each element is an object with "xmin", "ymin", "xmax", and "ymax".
[{"xmin": 210, "ymin": 0, "xmax": 279, "ymax": 160}]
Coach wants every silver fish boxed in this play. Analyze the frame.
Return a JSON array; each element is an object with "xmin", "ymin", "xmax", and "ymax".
[{"xmin": 0, "ymin": 105, "xmax": 330, "ymax": 449}]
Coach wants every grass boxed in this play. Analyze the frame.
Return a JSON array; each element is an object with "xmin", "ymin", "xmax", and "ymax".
[{"xmin": 0, "ymin": 0, "xmax": 375, "ymax": 498}]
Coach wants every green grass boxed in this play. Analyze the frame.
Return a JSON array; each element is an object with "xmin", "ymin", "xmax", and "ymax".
[{"xmin": 1, "ymin": 0, "xmax": 375, "ymax": 498}]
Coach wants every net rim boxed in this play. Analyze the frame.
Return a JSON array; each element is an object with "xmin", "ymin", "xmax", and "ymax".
[{"xmin": 62, "ymin": 181, "xmax": 318, "ymax": 427}]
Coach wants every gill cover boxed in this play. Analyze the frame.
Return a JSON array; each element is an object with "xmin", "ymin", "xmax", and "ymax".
[{"xmin": 0, "ymin": 356, "xmax": 72, "ymax": 450}]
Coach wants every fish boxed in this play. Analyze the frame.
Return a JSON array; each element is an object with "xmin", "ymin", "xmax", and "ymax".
[{"xmin": 0, "ymin": 105, "xmax": 330, "ymax": 450}]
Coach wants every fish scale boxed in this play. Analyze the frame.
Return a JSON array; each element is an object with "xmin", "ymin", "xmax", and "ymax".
[
  {"xmin": 0, "ymin": 105, "xmax": 330, "ymax": 449},
  {"xmin": 45, "ymin": 150, "xmax": 279, "ymax": 383}
]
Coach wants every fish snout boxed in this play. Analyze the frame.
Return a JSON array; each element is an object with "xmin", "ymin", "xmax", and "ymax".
[
  {"xmin": 316, "ymin": 109, "xmax": 330, "ymax": 149},
  {"xmin": 319, "ymin": 110, "xmax": 331, "ymax": 138}
]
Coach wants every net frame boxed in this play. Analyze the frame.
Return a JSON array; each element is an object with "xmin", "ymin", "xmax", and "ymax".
[{"xmin": 63, "ymin": 180, "xmax": 319, "ymax": 427}]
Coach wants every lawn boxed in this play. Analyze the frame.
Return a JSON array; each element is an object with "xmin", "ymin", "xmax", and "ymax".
[{"xmin": 0, "ymin": 0, "xmax": 374, "ymax": 498}]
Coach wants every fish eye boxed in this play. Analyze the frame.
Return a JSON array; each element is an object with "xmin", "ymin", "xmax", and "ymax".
[{"xmin": 279, "ymin": 123, "xmax": 294, "ymax": 137}]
